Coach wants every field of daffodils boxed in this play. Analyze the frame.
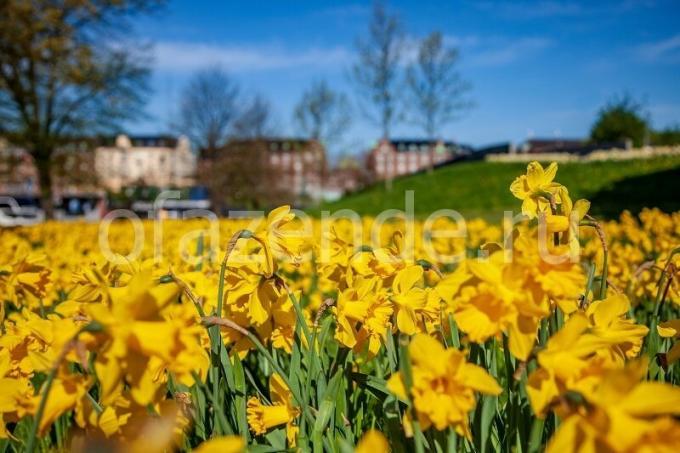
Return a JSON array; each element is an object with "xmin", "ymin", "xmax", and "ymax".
[{"xmin": 1, "ymin": 162, "xmax": 679, "ymax": 452}]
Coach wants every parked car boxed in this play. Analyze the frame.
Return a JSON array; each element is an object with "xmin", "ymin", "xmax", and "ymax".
[{"xmin": 0, "ymin": 196, "xmax": 45, "ymax": 226}]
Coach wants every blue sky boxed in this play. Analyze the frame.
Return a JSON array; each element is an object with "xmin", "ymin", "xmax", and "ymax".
[{"xmin": 128, "ymin": 0, "xmax": 680, "ymax": 154}]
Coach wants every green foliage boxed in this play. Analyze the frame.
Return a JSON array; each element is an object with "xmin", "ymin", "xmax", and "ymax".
[
  {"xmin": 590, "ymin": 95, "xmax": 649, "ymax": 147},
  {"xmin": 651, "ymin": 125, "xmax": 680, "ymax": 146}
]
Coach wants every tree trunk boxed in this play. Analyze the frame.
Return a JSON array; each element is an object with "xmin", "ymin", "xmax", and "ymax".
[{"xmin": 36, "ymin": 156, "xmax": 54, "ymax": 219}]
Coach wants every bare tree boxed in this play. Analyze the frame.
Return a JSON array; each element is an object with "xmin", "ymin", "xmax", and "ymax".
[
  {"xmin": 199, "ymin": 140, "xmax": 294, "ymax": 212},
  {"xmin": 405, "ymin": 32, "xmax": 472, "ymax": 138},
  {"xmin": 176, "ymin": 66, "xmax": 239, "ymax": 158},
  {"xmin": 231, "ymin": 94, "xmax": 276, "ymax": 139},
  {"xmin": 0, "ymin": 0, "xmax": 159, "ymax": 217},
  {"xmin": 350, "ymin": 1, "xmax": 404, "ymax": 138},
  {"xmin": 293, "ymin": 80, "xmax": 351, "ymax": 146}
]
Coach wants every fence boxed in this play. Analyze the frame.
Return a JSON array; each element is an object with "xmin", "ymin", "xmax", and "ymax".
[{"xmin": 485, "ymin": 146, "xmax": 680, "ymax": 163}]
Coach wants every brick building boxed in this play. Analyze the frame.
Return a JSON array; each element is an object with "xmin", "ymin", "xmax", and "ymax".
[
  {"xmin": 0, "ymin": 140, "xmax": 37, "ymax": 196},
  {"xmin": 211, "ymin": 138, "xmax": 327, "ymax": 203},
  {"xmin": 322, "ymin": 157, "xmax": 368, "ymax": 201},
  {"xmin": 366, "ymin": 138, "xmax": 468, "ymax": 181},
  {"xmin": 265, "ymin": 138, "xmax": 326, "ymax": 200},
  {"xmin": 0, "ymin": 138, "xmax": 99, "ymax": 198}
]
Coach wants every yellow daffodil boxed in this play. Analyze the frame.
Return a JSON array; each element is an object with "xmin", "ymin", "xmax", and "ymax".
[
  {"xmin": 193, "ymin": 436, "xmax": 245, "ymax": 453},
  {"xmin": 387, "ymin": 334, "xmax": 501, "ymax": 437},
  {"xmin": 0, "ymin": 251, "xmax": 52, "ymax": 313},
  {"xmin": 453, "ymin": 251, "xmax": 548, "ymax": 360},
  {"xmin": 510, "ymin": 161, "xmax": 562, "ymax": 218},
  {"xmin": 247, "ymin": 373, "xmax": 299, "ymax": 446},
  {"xmin": 391, "ymin": 265, "xmax": 432, "ymax": 335},
  {"xmin": 355, "ymin": 429, "xmax": 390, "ymax": 453},
  {"xmin": 548, "ymin": 359, "xmax": 680, "ymax": 452},
  {"xmin": 657, "ymin": 319, "xmax": 680, "ymax": 366},
  {"xmin": 333, "ymin": 275, "xmax": 387, "ymax": 350},
  {"xmin": 527, "ymin": 295, "xmax": 649, "ymax": 418}
]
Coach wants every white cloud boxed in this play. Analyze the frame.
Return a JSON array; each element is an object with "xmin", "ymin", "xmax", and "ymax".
[
  {"xmin": 156, "ymin": 32, "xmax": 553, "ymax": 75},
  {"xmin": 633, "ymin": 34, "xmax": 680, "ymax": 63},
  {"xmin": 403, "ymin": 34, "xmax": 553, "ymax": 68},
  {"xmin": 154, "ymin": 42, "xmax": 352, "ymax": 73},
  {"xmin": 463, "ymin": 37, "xmax": 553, "ymax": 67}
]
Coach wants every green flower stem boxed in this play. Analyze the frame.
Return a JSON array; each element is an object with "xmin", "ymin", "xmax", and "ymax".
[
  {"xmin": 647, "ymin": 247, "xmax": 680, "ymax": 358},
  {"xmin": 398, "ymin": 335, "xmax": 426, "ymax": 453},
  {"xmin": 580, "ymin": 218, "xmax": 609, "ymax": 299},
  {"xmin": 502, "ymin": 334, "xmax": 516, "ymax": 452},
  {"xmin": 26, "ymin": 322, "xmax": 102, "ymax": 453},
  {"xmin": 201, "ymin": 316, "xmax": 317, "ymax": 427}
]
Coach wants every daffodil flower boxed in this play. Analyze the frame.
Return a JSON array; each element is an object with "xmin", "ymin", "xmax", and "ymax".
[
  {"xmin": 391, "ymin": 265, "xmax": 429, "ymax": 335},
  {"xmin": 548, "ymin": 359, "xmax": 680, "ymax": 452},
  {"xmin": 247, "ymin": 373, "xmax": 299, "ymax": 447},
  {"xmin": 387, "ymin": 334, "xmax": 501, "ymax": 437},
  {"xmin": 510, "ymin": 161, "xmax": 563, "ymax": 219}
]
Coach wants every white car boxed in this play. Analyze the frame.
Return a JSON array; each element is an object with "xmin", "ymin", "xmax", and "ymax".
[{"xmin": 0, "ymin": 196, "xmax": 45, "ymax": 226}]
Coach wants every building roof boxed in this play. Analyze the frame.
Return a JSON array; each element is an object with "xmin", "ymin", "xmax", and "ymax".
[
  {"xmin": 475, "ymin": 142, "xmax": 515, "ymax": 155},
  {"xmin": 126, "ymin": 135, "xmax": 178, "ymax": 147},
  {"xmin": 523, "ymin": 138, "xmax": 628, "ymax": 155},
  {"xmin": 382, "ymin": 138, "xmax": 468, "ymax": 153},
  {"xmin": 224, "ymin": 137, "xmax": 322, "ymax": 152},
  {"xmin": 525, "ymin": 138, "xmax": 585, "ymax": 145},
  {"xmin": 97, "ymin": 135, "xmax": 179, "ymax": 148}
]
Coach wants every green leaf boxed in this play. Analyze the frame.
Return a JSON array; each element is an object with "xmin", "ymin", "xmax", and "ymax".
[
  {"xmin": 289, "ymin": 326, "xmax": 304, "ymax": 402},
  {"xmin": 349, "ymin": 372, "xmax": 407, "ymax": 404},
  {"xmin": 385, "ymin": 328, "xmax": 398, "ymax": 373},
  {"xmin": 448, "ymin": 314, "xmax": 461, "ymax": 349},
  {"xmin": 313, "ymin": 369, "xmax": 344, "ymax": 435},
  {"xmin": 263, "ymin": 427, "xmax": 287, "ymax": 451},
  {"xmin": 476, "ymin": 395, "xmax": 497, "ymax": 453},
  {"xmin": 529, "ymin": 417, "xmax": 545, "ymax": 453},
  {"xmin": 232, "ymin": 355, "xmax": 250, "ymax": 439},
  {"xmin": 447, "ymin": 429, "xmax": 458, "ymax": 453},
  {"xmin": 195, "ymin": 232, "xmax": 204, "ymax": 271}
]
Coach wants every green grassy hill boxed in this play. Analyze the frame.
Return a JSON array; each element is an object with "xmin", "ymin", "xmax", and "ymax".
[{"xmin": 313, "ymin": 155, "xmax": 680, "ymax": 219}]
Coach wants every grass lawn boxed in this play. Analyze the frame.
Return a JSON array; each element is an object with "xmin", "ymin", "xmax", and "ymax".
[{"xmin": 312, "ymin": 155, "xmax": 680, "ymax": 219}]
